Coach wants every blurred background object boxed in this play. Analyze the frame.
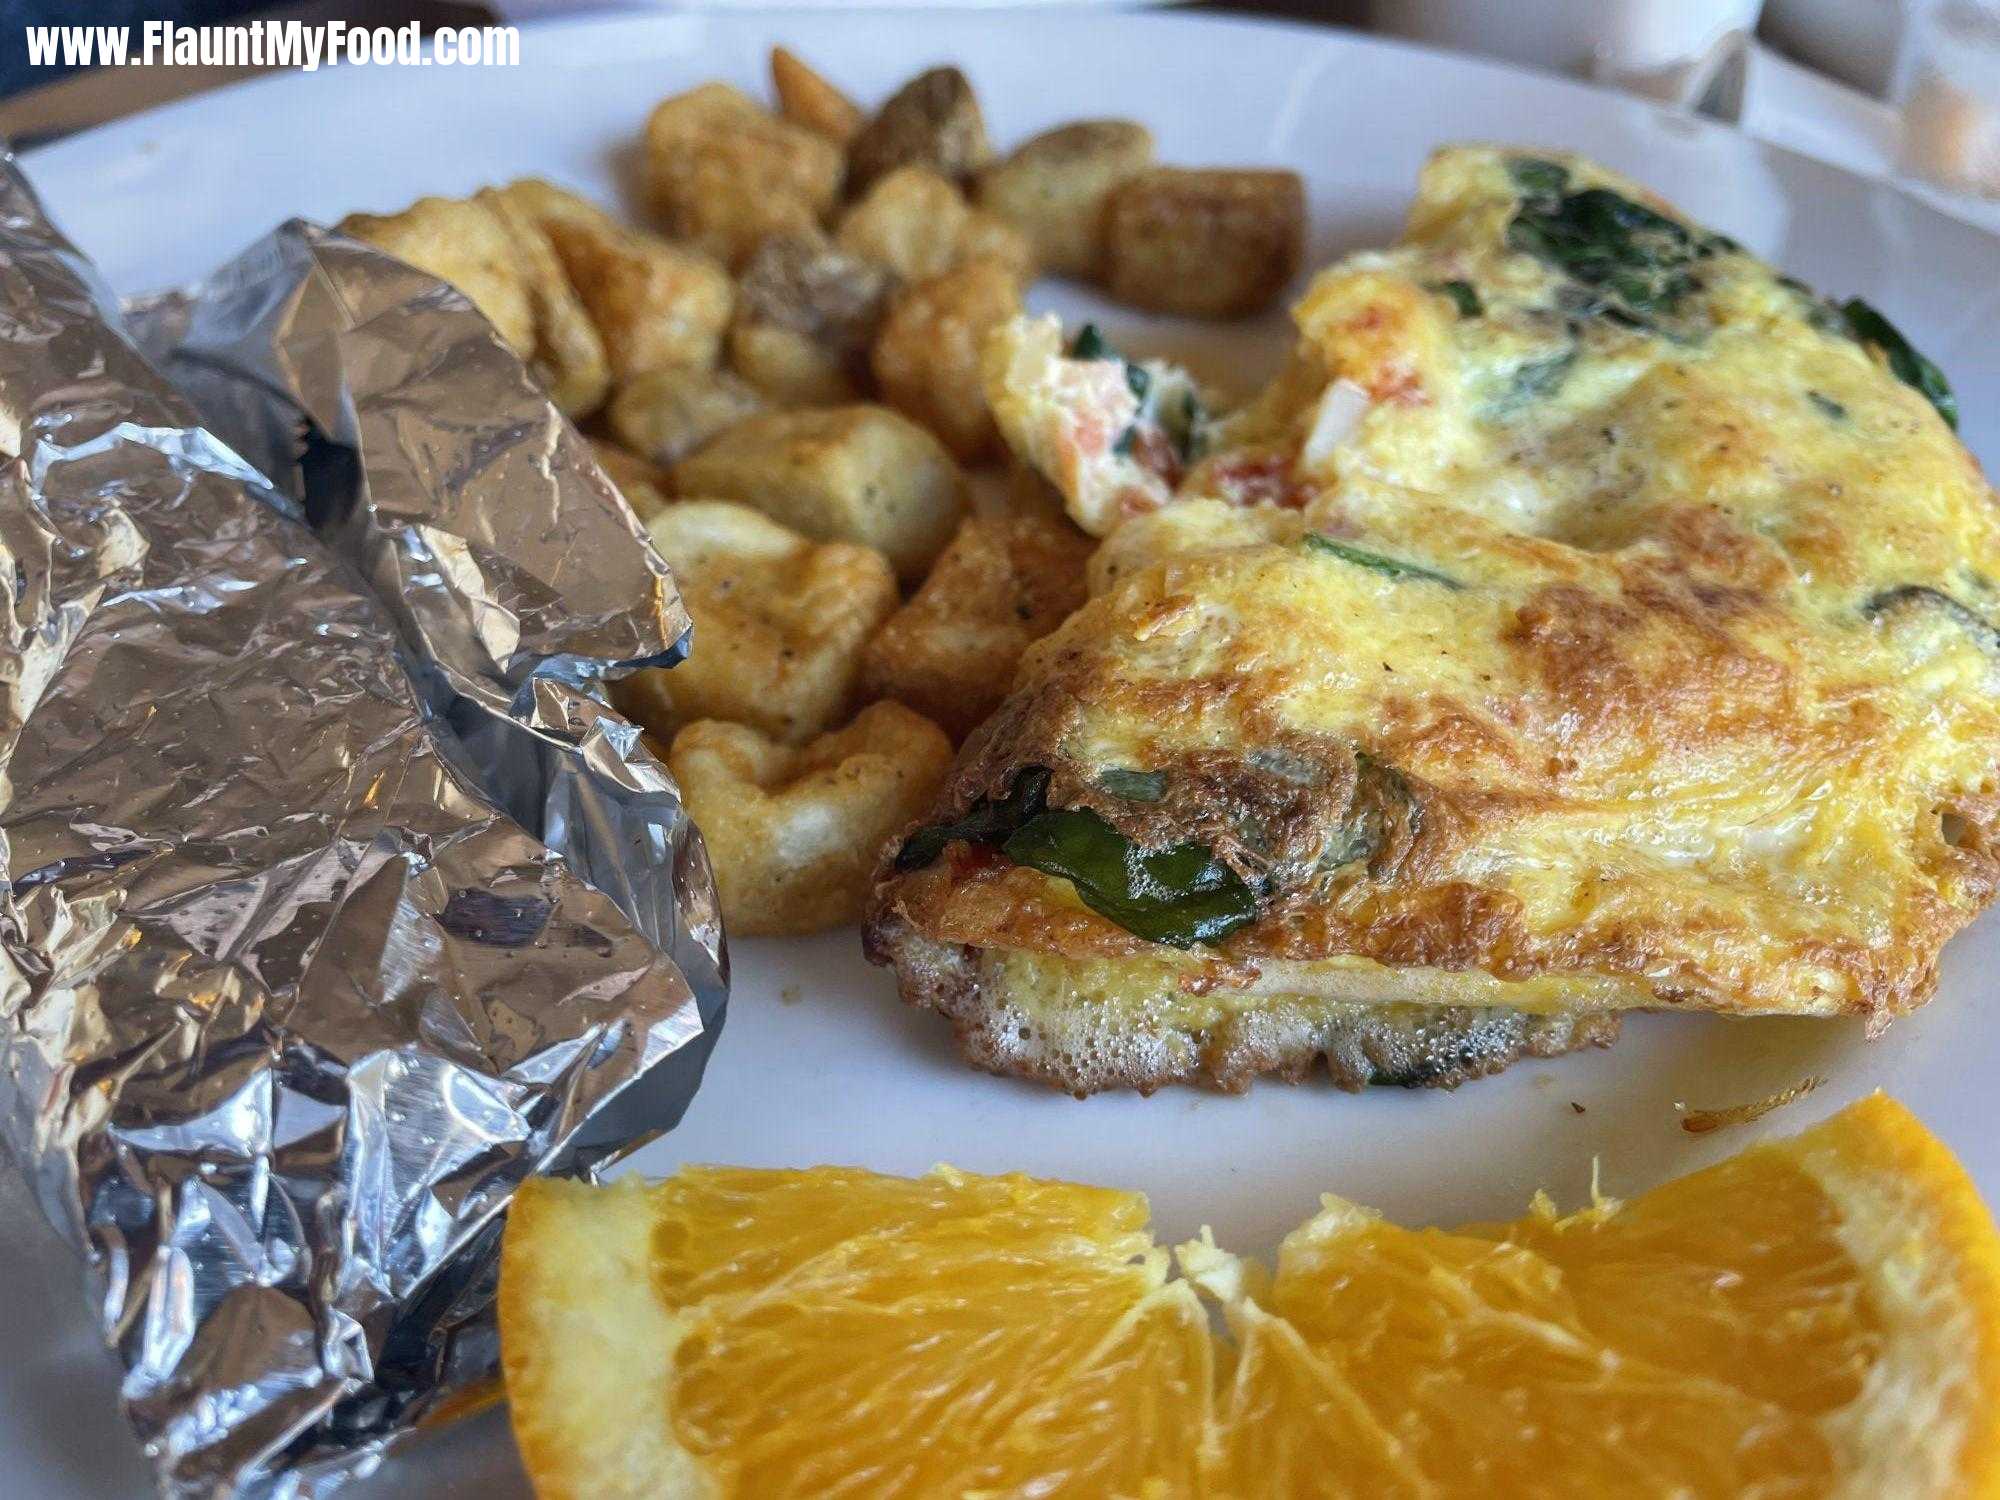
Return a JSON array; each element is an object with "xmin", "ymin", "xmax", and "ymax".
[
  {"xmin": 1762, "ymin": 0, "xmax": 1903, "ymax": 92},
  {"xmin": 3, "ymin": 0, "xmax": 1997, "ymax": 222},
  {"xmin": 1893, "ymin": 0, "xmax": 2000, "ymax": 197},
  {"xmin": 1370, "ymin": 0, "xmax": 1766, "ymax": 109}
]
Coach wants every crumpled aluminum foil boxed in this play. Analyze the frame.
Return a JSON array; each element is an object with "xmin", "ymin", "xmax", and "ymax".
[{"xmin": 0, "ymin": 151, "xmax": 728, "ymax": 1497}]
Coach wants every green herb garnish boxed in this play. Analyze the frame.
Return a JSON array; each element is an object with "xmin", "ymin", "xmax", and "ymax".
[
  {"xmin": 1098, "ymin": 767, "xmax": 1168, "ymax": 802},
  {"xmin": 1840, "ymin": 298, "xmax": 1957, "ymax": 431},
  {"xmin": 1070, "ymin": 323, "xmax": 1118, "ymax": 362},
  {"xmin": 1807, "ymin": 390, "xmax": 1848, "ymax": 422},
  {"xmin": 1304, "ymin": 534, "xmax": 1462, "ymax": 589},
  {"xmin": 1070, "ymin": 324, "xmax": 1206, "ymax": 466},
  {"xmin": 1430, "ymin": 279, "xmax": 1484, "ymax": 318}
]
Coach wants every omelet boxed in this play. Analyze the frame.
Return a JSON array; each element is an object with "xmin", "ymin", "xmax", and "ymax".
[{"xmin": 864, "ymin": 146, "xmax": 1997, "ymax": 1096}]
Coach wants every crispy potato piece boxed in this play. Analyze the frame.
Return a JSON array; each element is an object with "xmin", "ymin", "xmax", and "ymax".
[
  {"xmin": 607, "ymin": 366, "xmax": 763, "ymax": 468},
  {"xmin": 341, "ymin": 194, "xmax": 610, "ymax": 416},
  {"xmin": 859, "ymin": 510, "xmax": 1091, "ymax": 741},
  {"xmin": 503, "ymin": 178, "xmax": 734, "ymax": 377},
  {"xmin": 615, "ymin": 501, "xmax": 897, "ymax": 745},
  {"xmin": 669, "ymin": 703, "xmax": 952, "ymax": 935},
  {"xmin": 729, "ymin": 232, "xmax": 893, "ymax": 403},
  {"xmin": 727, "ymin": 324, "xmax": 857, "ymax": 406},
  {"xmin": 341, "ymin": 196, "xmax": 533, "ymax": 348},
  {"xmin": 835, "ymin": 166, "xmax": 968, "ymax": 280},
  {"xmin": 872, "ymin": 257, "xmax": 1022, "ymax": 460},
  {"xmin": 672, "ymin": 405, "xmax": 965, "ymax": 584},
  {"xmin": 501, "ymin": 181, "xmax": 733, "ymax": 379},
  {"xmin": 474, "ymin": 189, "xmax": 614, "ymax": 415},
  {"xmin": 770, "ymin": 46, "xmax": 862, "ymax": 145},
  {"xmin": 848, "ymin": 66, "xmax": 991, "ymax": 195},
  {"xmin": 833, "ymin": 166, "xmax": 1032, "ymax": 283},
  {"xmin": 954, "ymin": 209, "xmax": 1037, "ymax": 285},
  {"xmin": 642, "ymin": 83, "xmax": 843, "ymax": 267},
  {"xmin": 1103, "ymin": 167, "xmax": 1306, "ymax": 317},
  {"xmin": 974, "ymin": 120, "xmax": 1156, "ymax": 280},
  {"xmin": 589, "ymin": 438, "xmax": 672, "ymax": 522},
  {"xmin": 736, "ymin": 232, "xmax": 893, "ymax": 360}
]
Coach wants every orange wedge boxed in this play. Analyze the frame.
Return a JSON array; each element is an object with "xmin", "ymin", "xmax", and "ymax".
[{"xmin": 500, "ymin": 1095, "xmax": 2000, "ymax": 1497}]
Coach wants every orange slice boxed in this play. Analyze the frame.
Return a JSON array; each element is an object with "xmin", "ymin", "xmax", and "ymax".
[{"xmin": 500, "ymin": 1095, "xmax": 2000, "ymax": 1497}]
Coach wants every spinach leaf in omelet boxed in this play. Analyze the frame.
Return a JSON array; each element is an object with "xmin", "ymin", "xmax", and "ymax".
[
  {"xmin": 1001, "ymin": 809, "xmax": 1257, "ymax": 948},
  {"xmin": 1504, "ymin": 157, "xmax": 1735, "ymax": 332},
  {"xmin": 894, "ymin": 766, "xmax": 1257, "ymax": 948},
  {"xmin": 1070, "ymin": 323, "xmax": 1210, "ymax": 466},
  {"xmin": 1428, "ymin": 279, "xmax": 1484, "ymax": 318},
  {"xmin": 1841, "ymin": 298, "xmax": 1958, "ymax": 431}
]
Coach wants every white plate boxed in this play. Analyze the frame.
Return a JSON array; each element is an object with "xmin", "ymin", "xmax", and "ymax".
[{"xmin": 8, "ymin": 10, "xmax": 2000, "ymax": 1496}]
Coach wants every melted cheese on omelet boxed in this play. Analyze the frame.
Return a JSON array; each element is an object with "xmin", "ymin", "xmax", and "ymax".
[{"xmin": 873, "ymin": 146, "xmax": 2000, "ymax": 1089}]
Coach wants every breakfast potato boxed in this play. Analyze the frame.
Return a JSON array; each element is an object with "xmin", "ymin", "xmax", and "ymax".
[
  {"xmin": 770, "ymin": 46, "xmax": 862, "ymax": 145},
  {"xmin": 642, "ymin": 83, "xmax": 843, "ymax": 267},
  {"xmin": 615, "ymin": 501, "xmax": 897, "ymax": 745},
  {"xmin": 859, "ymin": 510, "xmax": 1091, "ymax": 740},
  {"xmin": 871, "ymin": 257, "xmax": 1022, "ymax": 460},
  {"xmin": 952, "ymin": 209, "xmax": 1037, "ymax": 285},
  {"xmin": 669, "ymin": 702, "xmax": 953, "ymax": 935},
  {"xmin": 672, "ymin": 405, "xmax": 965, "ymax": 583},
  {"xmin": 847, "ymin": 66, "xmax": 991, "ymax": 195},
  {"xmin": 341, "ymin": 195, "xmax": 610, "ymax": 417},
  {"xmin": 835, "ymin": 166, "xmax": 1033, "ymax": 284},
  {"xmin": 729, "ymin": 232, "xmax": 893, "ymax": 403},
  {"xmin": 503, "ymin": 182, "xmax": 733, "ymax": 378},
  {"xmin": 475, "ymin": 190, "xmax": 614, "ymax": 415},
  {"xmin": 727, "ymin": 324, "xmax": 858, "ymax": 406},
  {"xmin": 974, "ymin": 120, "xmax": 1156, "ymax": 280},
  {"xmin": 607, "ymin": 365, "xmax": 763, "ymax": 467},
  {"xmin": 835, "ymin": 166, "xmax": 967, "ymax": 280},
  {"xmin": 1103, "ymin": 167, "xmax": 1306, "ymax": 317},
  {"xmin": 589, "ymin": 438, "xmax": 672, "ymax": 522}
]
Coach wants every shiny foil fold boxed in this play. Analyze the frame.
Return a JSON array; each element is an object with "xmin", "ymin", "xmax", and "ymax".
[{"xmin": 0, "ymin": 152, "xmax": 728, "ymax": 1496}]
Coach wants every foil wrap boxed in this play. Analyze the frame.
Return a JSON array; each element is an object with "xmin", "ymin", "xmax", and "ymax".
[{"xmin": 0, "ymin": 152, "xmax": 728, "ymax": 1496}]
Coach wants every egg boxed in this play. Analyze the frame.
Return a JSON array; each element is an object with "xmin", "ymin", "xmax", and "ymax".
[{"xmin": 869, "ymin": 146, "xmax": 1998, "ymax": 1096}]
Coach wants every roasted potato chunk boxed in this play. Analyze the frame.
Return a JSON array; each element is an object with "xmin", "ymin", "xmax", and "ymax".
[
  {"xmin": 615, "ymin": 501, "xmax": 897, "ymax": 745},
  {"xmin": 474, "ymin": 189, "xmax": 614, "ymax": 415},
  {"xmin": 672, "ymin": 405, "xmax": 965, "ymax": 584},
  {"xmin": 974, "ymin": 120, "xmax": 1156, "ymax": 280},
  {"xmin": 642, "ymin": 83, "xmax": 843, "ymax": 267},
  {"xmin": 589, "ymin": 439, "xmax": 671, "ymax": 522},
  {"xmin": 835, "ymin": 166, "xmax": 967, "ymax": 280},
  {"xmin": 848, "ymin": 66, "xmax": 991, "ymax": 195},
  {"xmin": 342, "ymin": 194, "xmax": 610, "ymax": 416},
  {"xmin": 669, "ymin": 703, "xmax": 952, "ymax": 935},
  {"xmin": 859, "ymin": 510, "xmax": 1091, "ymax": 740},
  {"xmin": 871, "ymin": 257, "xmax": 1022, "ymax": 460},
  {"xmin": 1102, "ymin": 167, "xmax": 1306, "ymax": 317},
  {"xmin": 729, "ymin": 232, "xmax": 893, "ymax": 403},
  {"xmin": 835, "ymin": 165, "xmax": 1033, "ymax": 284},
  {"xmin": 770, "ymin": 46, "xmax": 862, "ymax": 146},
  {"xmin": 502, "ymin": 181, "xmax": 732, "ymax": 379},
  {"xmin": 727, "ymin": 324, "xmax": 857, "ymax": 406},
  {"xmin": 607, "ymin": 366, "xmax": 763, "ymax": 468},
  {"xmin": 953, "ymin": 209, "xmax": 1037, "ymax": 285}
]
